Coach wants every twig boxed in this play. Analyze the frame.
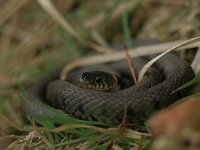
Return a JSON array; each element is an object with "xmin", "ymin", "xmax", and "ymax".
[
  {"xmin": 124, "ymin": 46, "xmax": 138, "ymax": 84},
  {"xmin": 119, "ymin": 105, "xmax": 127, "ymax": 130}
]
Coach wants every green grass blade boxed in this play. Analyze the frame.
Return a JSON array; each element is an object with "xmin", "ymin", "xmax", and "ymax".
[
  {"xmin": 33, "ymin": 113, "xmax": 113, "ymax": 128},
  {"xmin": 122, "ymin": 10, "xmax": 132, "ymax": 48},
  {"xmin": 173, "ymin": 73, "xmax": 200, "ymax": 93}
]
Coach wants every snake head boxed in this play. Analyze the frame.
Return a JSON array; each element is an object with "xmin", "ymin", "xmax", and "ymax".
[{"xmin": 79, "ymin": 71, "xmax": 119, "ymax": 91}]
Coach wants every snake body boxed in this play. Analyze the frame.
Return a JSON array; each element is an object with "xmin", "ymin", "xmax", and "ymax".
[{"xmin": 22, "ymin": 41, "xmax": 195, "ymax": 127}]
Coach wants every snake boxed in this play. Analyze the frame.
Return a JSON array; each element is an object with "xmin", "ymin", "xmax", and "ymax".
[{"xmin": 22, "ymin": 40, "xmax": 195, "ymax": 128}]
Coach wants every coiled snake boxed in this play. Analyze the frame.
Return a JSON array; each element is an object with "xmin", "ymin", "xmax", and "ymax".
[{"xmin": 22, "ymin": 41, "xmax": 195, "ymax": 127}]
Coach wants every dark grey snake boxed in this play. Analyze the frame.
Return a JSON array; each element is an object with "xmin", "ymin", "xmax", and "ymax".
[{"xmin": 22, "ymin": 41, "xmax": 195, "ymax": 127}]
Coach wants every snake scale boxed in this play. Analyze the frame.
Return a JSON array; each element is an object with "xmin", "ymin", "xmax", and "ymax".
[{"xmin": 22, "ymin": 41, "xmax": 195, "ymax": 127}]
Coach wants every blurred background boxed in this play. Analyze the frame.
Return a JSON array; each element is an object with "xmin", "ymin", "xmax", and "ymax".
[{"xmin": 0, "ymin": 0, "xmax": 199, "ymax": 149}]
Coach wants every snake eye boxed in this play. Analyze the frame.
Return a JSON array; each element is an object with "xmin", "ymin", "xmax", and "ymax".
[
  {"xmin": 81, "ymin": 73, "xmax": 89, "ymax": 81},
  {"xmin": 95, "ymin": 76, "xmax": 102, "ymax": 83}
]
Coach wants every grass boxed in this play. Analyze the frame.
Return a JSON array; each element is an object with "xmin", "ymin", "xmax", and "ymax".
[
  {"xmin": 173, "ymin": 73, "xmax": 200, "ymax": 93},
  {"xmin": 0, "ymin": 0, "xmax": 200, "ymax": 149},
  {"xmin": 4, "ymin": 108, "xmax": 152, "ymax": 149}
]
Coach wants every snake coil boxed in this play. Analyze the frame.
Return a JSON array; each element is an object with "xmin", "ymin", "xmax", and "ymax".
[{"xmin": 22, "ymin": 42, "xmax": 194, "ymax": 127}]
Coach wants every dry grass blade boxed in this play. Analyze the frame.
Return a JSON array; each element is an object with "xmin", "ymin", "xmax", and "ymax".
[
  {"xmin": 61, "ymin": 39, "xmax": 199, "ymax": 80},
  {"xmin": 28, "ymin": 124, "xmax": 151, "ymax": 140},
  {"xmin": 192, "ymin": 47, "xmax": 200, "ymax": 75},
  {"xmin": 89, "ymin": 43, "xmax": 116, "ymax": 53},
  {"xmin": 84, "ymin": 0, "xmax": 141, "ymax": 28},
  {"xmin": 111, "ymin": 0, "xmax": 141, "ymax": 20},
  {"xmin": 0, "ymin": 32, "xmax": 46, "ymax": 85},
  {"xmin": 0, "ymin": 0, "xmax": 28, "ymax": 25},
  {"xmin": 112, "ymin": 145, "xmax": 123, "ymax": 150},
  {"xmin": 20, "ymin": 130, "xmax": 37, "ymax": 150},
  {"xmin": 138, "ymin": 36, "xmax": 200, "ymax": 81},
  {"xmin": 90, "ymin": 29, "xmax": 109, "ymax": 47},
  {"xmin": 1, "ymin": 115, "xmax": 26, "ymax": 132},
  {"xmin": 7, "ymin": 130, "xmax": 49, "ymax": 150},
  {"xmin": 37, "ymin": 0, "xmax": 113, "ymax": 54},
  {"xmin": 1, "ymin": 16, "xmax": 18, "ymax": 51},
  {"xmin": 37, "ymin": 0, "xmax": 84, "ymax": 43}
]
